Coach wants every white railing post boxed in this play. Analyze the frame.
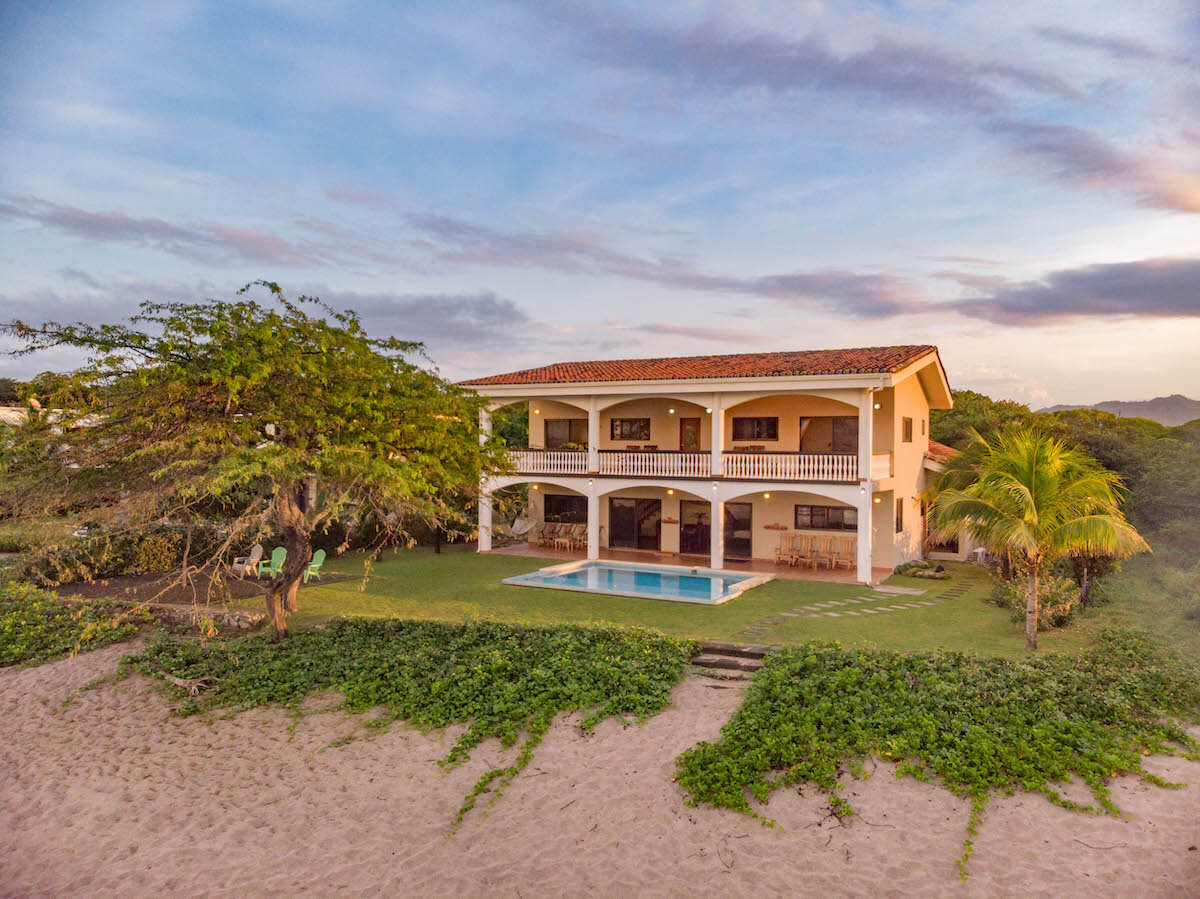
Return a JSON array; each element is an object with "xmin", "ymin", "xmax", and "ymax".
[
  {"xmin": 856, "ymin": 486, "xmax": 873, "ymax": 584},
  {"xmin": 710, "ymin": 394, "xmax": 724, "ymax": 478},
  {"xmin": 710, "ymin": 492, "xmax": 724, "ymax": 569},
  {"xmin": 587, "ymin": 480, "xmax": 600, "ymax": 560},
  {"xmin": 587, "ymin": 397, "xmax": 599, "ymax": 473},
  {"xmin": 859, "ymin": 388, "xmax": 874, "ymax": 487}
]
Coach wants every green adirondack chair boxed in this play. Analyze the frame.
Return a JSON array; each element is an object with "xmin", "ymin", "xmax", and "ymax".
[
  {"xmin": 257, "ymin": 546, "xmax": 286, "ymax": 578},
  {"xmin": 303, "ymin": 549, "xmax": 326, "ymax": 584}
]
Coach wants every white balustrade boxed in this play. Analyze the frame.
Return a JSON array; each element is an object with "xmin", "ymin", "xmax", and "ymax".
[
  {"xmin": 598, "ymin": 451, "xmax": 711, "ymax": 478},
  {"xmin": 512, "ymin": 449, "xmax": 865, "ymax": 482},
  {"xmin": 511, "ymin": 449, "xmax": 588, "ymax": 475},
  {"xmin": 722, "ymin": 453, "xmax": 858, "ymax": 482}
]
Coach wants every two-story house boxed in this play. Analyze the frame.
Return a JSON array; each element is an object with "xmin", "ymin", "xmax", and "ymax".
[{"xmin": 465, "ymin": 345, "xmax": 953, "ymax": 584}]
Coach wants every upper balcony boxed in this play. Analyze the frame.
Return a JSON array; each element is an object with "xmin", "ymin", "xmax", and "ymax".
[
  {"xmin": 499, "ymin": 390, "xmax": 901, "ymax": 484},
  {"xmin": 508, "ymin": 448, "xmax": 891, "ymax": 482}
]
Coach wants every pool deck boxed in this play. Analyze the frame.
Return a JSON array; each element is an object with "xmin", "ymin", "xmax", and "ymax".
[{"xmin": 486, "ymin": 543, "xmax": 891, "ymax": 585}]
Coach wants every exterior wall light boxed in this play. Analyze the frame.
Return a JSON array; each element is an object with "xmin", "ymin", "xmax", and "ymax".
[
  {"xmin": 534, "ymin": 408, "xmax": 541, "ymax": 414},
  {"xmin": 705, "ymin": 407, "xmax": 712, "ymax": 413},
  {"xmin": 668, "ymin": 408, "xmax": 676, "ymax": 414},
  {"xmin": 873, "ymin": 402, "xmax": 882, "ymax": 409},
  {"xmin": 762, "ymin": 492, "xmax": 771, "ymax": 499},
  {"xmin": 873, "ymin": 496, "xmax": 881, "ymax": 503},
  {"xmin": 532, "ymin": 484, "xmax": 539, "ymax": 490},
  {"xmin": 667, "ymin": 488, "xmax": 674, "ymax": 495}
]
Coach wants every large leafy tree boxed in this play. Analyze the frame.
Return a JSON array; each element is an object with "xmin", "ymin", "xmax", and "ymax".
[
  {"xmin": 927, "ymin": 428, "xmax": 1147, "ymax": 650},
  {"xmin": 0, "ymin": 282, "xmax": 504, "ymax": 639}
]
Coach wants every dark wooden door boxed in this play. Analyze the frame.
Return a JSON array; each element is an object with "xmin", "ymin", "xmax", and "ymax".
[{"xmin": 679, "ymin": 417, "xmax": 701, "ymax": 450}]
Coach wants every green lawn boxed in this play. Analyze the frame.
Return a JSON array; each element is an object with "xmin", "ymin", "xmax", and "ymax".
[{"xmin": 259, "ymin": 547, "xmax": 1104, "ymax": 658}]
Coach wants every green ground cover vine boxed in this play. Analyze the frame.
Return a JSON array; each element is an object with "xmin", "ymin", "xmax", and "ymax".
[
  {"xmin": 127, "ymin": 618, "xmax": 695, "ymax": 826},
  {"xmin": 1, "ymin": 582, "xmax": 152, "ymax": 666},
  {"xmin": 674, "ymin": 629, "xmax": 1200, "ymax": 877}
]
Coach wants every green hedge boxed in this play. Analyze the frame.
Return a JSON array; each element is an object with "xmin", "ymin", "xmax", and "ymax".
[
  {"xmin": 1, "ymin": 582, "xmax": 152, "ymax": 666},
  {"xmin": 127, "ymin": 619, "xmax": 696, "ymax": 826},
  {"xmin": 675, "ymin": 631, "xmax": 1200, "ymax": 877}
]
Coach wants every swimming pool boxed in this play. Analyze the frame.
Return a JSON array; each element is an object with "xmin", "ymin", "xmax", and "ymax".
[{"xmin": 503, "ymin": 560, "xmax": 774, "ymax": 604}]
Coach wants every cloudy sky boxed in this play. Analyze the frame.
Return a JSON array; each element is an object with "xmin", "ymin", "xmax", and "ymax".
[{"xmin": 2, "ymin": 0, "xmax": 1198, "ymax": 406}]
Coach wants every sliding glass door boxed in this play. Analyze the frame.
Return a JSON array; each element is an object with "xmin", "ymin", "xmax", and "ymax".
[
  {"xmin": 723, "ymin": 502, "xmax": 752, "ymax": 560},
  {"xmin": 608, "ymin": 498, "xmax": 662, "ymax": 550}
]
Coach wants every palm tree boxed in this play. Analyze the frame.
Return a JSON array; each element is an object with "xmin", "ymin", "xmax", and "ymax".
[{"xmin": 927, "ymin": 427, "xmax": 1148, "ymax": 650}]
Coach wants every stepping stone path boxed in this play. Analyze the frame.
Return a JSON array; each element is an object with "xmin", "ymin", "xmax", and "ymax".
[{"xmin": 734, "ymin": 581, "xmax": 951, "ymax": 638}]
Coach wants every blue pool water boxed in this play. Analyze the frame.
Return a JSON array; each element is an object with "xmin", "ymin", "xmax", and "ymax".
[{"xmin": 503, "ymin": 560, "xmax": 773, "ymax": 604}]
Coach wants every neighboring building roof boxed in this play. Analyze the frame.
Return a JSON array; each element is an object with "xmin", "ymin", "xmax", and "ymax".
[
  {"xmin": 463, "ymin": 345, "xmax": 938, "ymax": 386},
  {"xmin": 925, "ymin": 440, "xmax": 958, "ymax": 463}
]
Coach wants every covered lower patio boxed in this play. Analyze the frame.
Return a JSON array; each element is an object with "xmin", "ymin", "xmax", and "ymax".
[
  {"xmin": 484, "ymin": 541, "xmax": 891, "ymax": 585},
  {"xmin": 482, "ymin": 476, "xmax": 881, "ymax": 584}
]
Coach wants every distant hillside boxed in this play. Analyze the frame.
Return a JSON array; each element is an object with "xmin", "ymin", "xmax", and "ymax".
[{"xmin": 1039, "ymin": 394, "xmax": 1200, "ymax": 427}]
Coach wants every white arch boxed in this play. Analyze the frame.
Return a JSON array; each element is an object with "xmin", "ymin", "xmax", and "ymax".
[
  {"xmin": 595, "ymin": 394, "xmax": 711, "ymax": 412},
  {"xmin": 486, "ymin": 396, "xmax": 590, "ymax": 414},
  {"xmin": 486, "ymin": 475, "xmax": 589, "ymax": 494},
  {"xmin": 722, "ymin": 389, "xmax": 860, "ymax": 412},
  {"xmin": 718, "ymin": 481, "xmax": 863, "ymax": 505},
  {"xmin": 596, "ymin": 481, "xmax": 708, "ymax": 500}
]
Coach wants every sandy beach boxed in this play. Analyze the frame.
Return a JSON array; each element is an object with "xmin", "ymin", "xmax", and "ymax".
[{"xmin": 2, "ymin": 642, "xmax": 1198, "ymax": 897}]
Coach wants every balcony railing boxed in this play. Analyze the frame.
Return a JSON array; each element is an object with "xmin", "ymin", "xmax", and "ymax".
[
  {"xmin": 599, "ymin": 450, "xmax": 711, "ymax": 478},
  {"xmin": 722, "ymin": 452, "xmax": 858, "ymax": 482},
  {"xmin": 510, "ymin": 449, "xmax": 588, "ymax": 475},
  {"xmin": 508, "ymin": 449, "xmax": 882, "ymax": 483}
]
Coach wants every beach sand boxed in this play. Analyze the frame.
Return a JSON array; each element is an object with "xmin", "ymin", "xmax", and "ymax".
[{"xmin": 2, "ymin": 642, "xmax": 1198, "ymax": 897}]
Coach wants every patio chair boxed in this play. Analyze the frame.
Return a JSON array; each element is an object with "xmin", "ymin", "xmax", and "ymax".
[
  {"xmin": 569, "ymin": 524, "xmax": 588, "ymax": 551},
  {"xmin": 538, "ymin": 523, "xmax": 561, "ymax": 547},
  {"xmin": 774, "ymin": 533, "xmax": 798, "ymax": 565},
  {"xmin": 258, "ymin": 546, "xmax": 286, "ymax": 578},
  {"xmin": 303, "ymin": 549, "xmax": 326, "ymax": 583},
  {"xmin": 812, "ymin": 535, "xmax": 836, "ymax": 570},
  {"xmin": 833, "ymin": 536, "xmax": 855, "ymax": 570},
  {"xmin": 232, "ymin": 544, "xmax": 263, "ymax": 579},
  {"xmin": 794, "ymin": 534, "xmax": 817, "ymax": 569}
]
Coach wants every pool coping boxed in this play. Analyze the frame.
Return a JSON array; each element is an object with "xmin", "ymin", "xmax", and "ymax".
[{"xmin": 502, "ymin": 558, "xmax": 776, "ymax": 605}]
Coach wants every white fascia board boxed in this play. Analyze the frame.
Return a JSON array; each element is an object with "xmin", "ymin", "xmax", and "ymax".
[{"xmin": 471, "ymin": 372, "xmax": 892, "ymax": 402}]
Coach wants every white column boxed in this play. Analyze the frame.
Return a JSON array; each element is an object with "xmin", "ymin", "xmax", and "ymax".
[
  {"xmin": 586, "ymin": 480, "xmax": 600, "ymax": 560},
  {"xmin": 587, "ymin": 397, "xmax": 599, "ymax": 473},
  {"xmin": 856, "ymin": 487, "xmax": 873, "ymax": 584},
  {"xmin": 858, "ymin": 388, "xmax": 874, "ymax": 482},
  {"xmin": 478, "ymin": 492, "xmax": 493, "ymax": 552},
  {"xmin": 709, "ymin": 393, "xmax": 724, "ymax": 477},
  {"xmin": 478, "ymin": 407, "xmax": 493, "ymax": 552},
  {"xmin": 710, "ymin": 493, "xmax": 724, "ymax": 569}
]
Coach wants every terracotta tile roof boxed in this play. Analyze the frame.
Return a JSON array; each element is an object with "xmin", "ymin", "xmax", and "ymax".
[
  {"xmin": 463, "ymin": 345, "xmax": 937, "ymax": 386},
  {"xmin": 925, "ymin": 440, "xmax": 958, "ymax": 463}
]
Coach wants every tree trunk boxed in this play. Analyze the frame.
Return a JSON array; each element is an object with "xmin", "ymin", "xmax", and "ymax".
[
  {"xmin": 1078, "ymin": 560, "xmax": 1090, "ymax": 607},
  {"xmin": 1025, "ymin": 559, "xmax": 1039, "ymax": 651},
  {"xmin": 265, "ymin": 483, "xmax": 313, "ymax": 638},
  {"xmin": 265, "ymin": 590, "xmax": 288, "ymax": 642}
]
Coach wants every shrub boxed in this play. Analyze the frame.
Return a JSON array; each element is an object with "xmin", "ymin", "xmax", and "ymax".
[
  {"xmin": 990, "ymin": 575, "xmax": 1078, "ymax": 627},
  {"xmin": 675, "ymin": 633, "xmax": 1200, "ymax": 878},
  {"xmin": 126, "ymin": 619, "xmax": 695, "ymax": 827},
  {"xmin": 1, "ymin": 581, "xmax": 153, "ymax": 666},
  {"xmin": 895, "ymin": 559, "xmax": 949, "ymax": 579},
  {"xmin": 15, "ymin": 526, "xmax": 215, "ymax": 585}
]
